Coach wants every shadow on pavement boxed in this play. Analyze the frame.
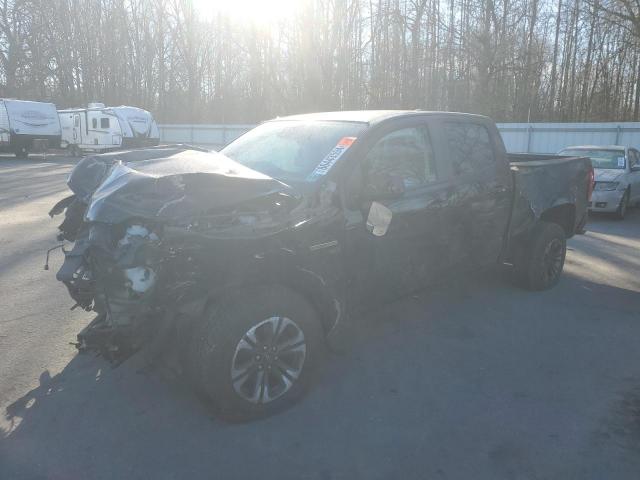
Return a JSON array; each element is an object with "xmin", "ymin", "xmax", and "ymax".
[{"xmin": 2, "ymin": 269, "xmax": 640, "ymax": 480}]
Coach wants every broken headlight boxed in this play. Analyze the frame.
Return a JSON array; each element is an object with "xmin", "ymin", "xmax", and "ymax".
[
  {"xmin": 117, "ymin": 223, "xmax": 162, "ymax": 296},
  {"xmin": 124, "ymin": 266, "xmax": 157, "ymax": 293},
  {"xmin": 118, "ymin": 224, "xmax": 160, "ymax": 247}
]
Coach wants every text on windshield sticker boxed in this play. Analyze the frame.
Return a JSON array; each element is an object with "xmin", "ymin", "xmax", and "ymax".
[
  {"xmin": 308, "ymin": 137, "xmax": 357, "ymax": 180},
  {"xmin": 617, "ymin": 156, "xmax": 626, "ymax": 167}
]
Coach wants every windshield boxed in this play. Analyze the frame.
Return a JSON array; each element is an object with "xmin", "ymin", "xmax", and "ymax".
[
  {"xmin": 220, "ymin": 120, "xmax": 366, "ymax": 182},
  {"xmin": 560, "ymin": 148, "xmax": 626, "ymax": 169}
]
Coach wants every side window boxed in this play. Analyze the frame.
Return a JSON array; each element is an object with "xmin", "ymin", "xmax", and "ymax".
[
  {"xmin": 445, "ymin": 122, "xmax": 494, "ymax": 175},
  {"xmin": 100, "ymin": 118, "xmax": 110, "ymax": 129},
  {"xmin": 630, "ymin": 150, "xmax": 639, "ymax": 167},
  {"xmin": 91, "ymin": 118, "xmax": 97, "ymax": 129},
  {"xmin": 74, "ymin": 115, "xmax": 80, "ymax": 127},
  {"xmin": 364, "ymin": 126, "xmax": 437, "ymax": 192}
]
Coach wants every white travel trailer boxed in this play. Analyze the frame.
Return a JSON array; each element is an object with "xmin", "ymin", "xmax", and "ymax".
[
  {"xmin": 0, "ymin": 99, "xmax": 61, "ymax": 157},
  {"xmin": 58, "ymin": 103, "xmax": 160, "ymax": 155}
]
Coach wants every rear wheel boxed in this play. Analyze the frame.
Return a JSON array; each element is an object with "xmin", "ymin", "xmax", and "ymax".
[
  {"xmin": 513, "ymin": 221, "xmax": 567, "ymax": 291},
  {"xmin": 614, "ymin": 190, "xmax": 629, "ymax": 220},
  {"xmin": 68, "ymin": 144, "xmax": 81, "ymax": 157},
  {"xmin": 14, "ymin": 146, "xmax": 28, "ymax": 159},
  {"xmin": 189, "ymin": 285, "xmax": 324, "ymax": 422}
]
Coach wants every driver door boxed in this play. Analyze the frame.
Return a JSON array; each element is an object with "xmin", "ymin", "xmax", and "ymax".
[{"xmin": 343, "ymin": 119, "xmax": 454, "ymax": 306}]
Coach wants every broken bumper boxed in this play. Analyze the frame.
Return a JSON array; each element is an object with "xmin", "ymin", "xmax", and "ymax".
[{"xmin": 56, "ymin": 221, "xmax": 177, "ymax": 360}]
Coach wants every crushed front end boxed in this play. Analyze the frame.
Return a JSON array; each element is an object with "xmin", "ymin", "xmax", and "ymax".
[
  {"xmin": 57, "ymin": 220, "xmax": 170, "ymax": 361},
  {"xmin": 49, "ymin": 146, "xmax": 295, "ymax": 364}
]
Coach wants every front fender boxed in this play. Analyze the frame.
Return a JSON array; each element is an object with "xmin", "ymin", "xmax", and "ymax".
[{"xmin": 194, "ymin": 241, "xmax": 347, "ymax": 347}]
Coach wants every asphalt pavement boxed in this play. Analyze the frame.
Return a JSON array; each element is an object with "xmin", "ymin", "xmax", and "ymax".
[{"xmin": 1, "ymin": 155, "xmax": 640, "ymax": 479}]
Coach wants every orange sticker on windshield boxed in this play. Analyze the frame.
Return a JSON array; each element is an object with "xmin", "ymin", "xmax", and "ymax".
[
  {"xmin": 337, "ymin": 137, "xmax": 356, "ymax": 147},
  {"xmin": 308, "ymin": 137, "xmax": 357, "ymax": 180}
]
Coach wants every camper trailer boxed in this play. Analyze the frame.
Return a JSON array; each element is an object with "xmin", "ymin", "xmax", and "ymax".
[
  {"xmin": 58, "ymin": 103, "xmax": 160, "ymax": 155},
  {"xmin": 0, "ymin": 99, "xmax": 61, "ymax": 157}
]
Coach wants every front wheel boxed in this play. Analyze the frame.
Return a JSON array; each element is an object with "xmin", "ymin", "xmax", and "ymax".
[
  {"xmin": 614, "ymin": 190, "xmax": 629, "ymax": 220},
  {"xmin": 14, "ymin": 146, "xmax": 28, "ymax": 159},
  {"xmin": 68, "ymin": 144, "xmax": 81, "ymax": 157},
  {"xmin": 189, "ymin": 285, "xmax": 324, "ymax": 422},
  {"xmin": 513, "ymin": 221, "xmax": 567, "ymax": 291}
]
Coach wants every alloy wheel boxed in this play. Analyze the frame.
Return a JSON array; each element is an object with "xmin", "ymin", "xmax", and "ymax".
[{"xmin": 230, "ymin": 316, "xmax": 306, "ymax": 404}]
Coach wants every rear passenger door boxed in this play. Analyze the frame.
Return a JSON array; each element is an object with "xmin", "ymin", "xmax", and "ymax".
[{"xmin": 430, "ymin": 119, "xmax": 513, "ymax": 269}]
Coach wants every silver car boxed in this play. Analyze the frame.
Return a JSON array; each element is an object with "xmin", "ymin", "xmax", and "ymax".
[{"xmin": 559, "ymin": 145, "xmax": 640, "ymax": 219}]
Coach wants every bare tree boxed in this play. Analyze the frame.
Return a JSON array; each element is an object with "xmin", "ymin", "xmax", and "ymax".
[{"xmin": 0, "ymin": 0, "xmax": 636, "ymax": 122}]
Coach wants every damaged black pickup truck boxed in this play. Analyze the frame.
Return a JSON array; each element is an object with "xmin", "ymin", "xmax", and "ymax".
[{"xmin": 49, "ymin": 111, "xmax": 593, "ymax": 420}]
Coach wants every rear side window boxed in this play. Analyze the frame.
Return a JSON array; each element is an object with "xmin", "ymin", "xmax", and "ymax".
[
  {"xmin": 101, "ymin": 118, "xmax": 110, "ymax": 129},
  {"xmin": 445, "ymin": 122, "xmax": 494, "ymax": 175},
  {"xmin": 91, "ymin": 118, "xmax": 97, "ymax": 129}
]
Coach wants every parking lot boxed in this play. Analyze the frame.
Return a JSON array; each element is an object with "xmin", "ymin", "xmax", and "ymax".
[{"xmin": 1, "ymin": 155, "xmax": 640, "ymax": 479}]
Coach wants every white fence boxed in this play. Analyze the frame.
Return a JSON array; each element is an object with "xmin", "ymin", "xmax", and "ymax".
[
  {"xmin": 159, "ymin": 122, "xmax": 640, "ymax": 153},
  {"xmin": 158, "ymin": 124, "xmax": 255, "ymax": 150},
  {"xmin": 496, "ymin": 122, "xmax": 640, "ymax": 153}
]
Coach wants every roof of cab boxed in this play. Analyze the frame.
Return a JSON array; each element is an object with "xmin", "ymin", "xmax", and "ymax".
[{"xmin": 269, "ymin": 110, "xmax": 489, "ymax": 125}]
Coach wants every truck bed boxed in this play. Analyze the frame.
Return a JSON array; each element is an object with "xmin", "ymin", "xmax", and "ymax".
[
  {"xmin": 507, "ymin": 152, "xmax": 586, "ymax": 164},
  {"xmin": 506, "ymin": 152, "xmax": 592, "ymax": 242}
]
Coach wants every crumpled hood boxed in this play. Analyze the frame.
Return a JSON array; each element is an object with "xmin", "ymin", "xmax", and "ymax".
[
  {"xmin": 68, "ymin": 147, "xmax": 293, "ymax": 224},
  {"xmin": 594, "ymin": 168, "xmax": 625, "ymax": 182}
]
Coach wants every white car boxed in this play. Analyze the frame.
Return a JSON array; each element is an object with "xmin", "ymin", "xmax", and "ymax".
[{"xmin": 559, "ymin": 145, "xmax": 640, "ymax": 219}]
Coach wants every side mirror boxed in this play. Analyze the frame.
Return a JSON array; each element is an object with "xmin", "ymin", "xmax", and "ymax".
[{"xmin": 366, "ymin": 201, "xmax": 393, "ymax": 236}]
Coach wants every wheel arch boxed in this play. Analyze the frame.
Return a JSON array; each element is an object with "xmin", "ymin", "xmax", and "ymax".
[
  {"xmin": 539, "ymin": 203, "xmax": 576, "ymax": 238},
  {"xmin": 201, "ymin": 264, "xmax": 343, "ymax": 341}
]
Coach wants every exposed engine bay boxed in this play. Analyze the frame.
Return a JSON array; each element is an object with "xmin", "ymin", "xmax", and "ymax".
[{"xmin": 48, "ymin": 145, "xmax": 334, "ymax": 364}]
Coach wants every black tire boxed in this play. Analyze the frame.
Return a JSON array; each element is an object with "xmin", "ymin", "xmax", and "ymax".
[
  {"xmin": 68, "ymin": 144, "xmax": 81, "ymax": 158},
  {"xmin": 513, "ymin": 221, "xmax": 567, "ymax": 291},
  {"xmin": 614, "ymin": 190, "xmax": 629, "ymax": 220},
  {"xmin": 189, "ymin": 285, "xmax": 324, "ymax": 422},
  {"xmin": 14, "ymin": 146, "xmax": 28, "ymax": 159}
]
